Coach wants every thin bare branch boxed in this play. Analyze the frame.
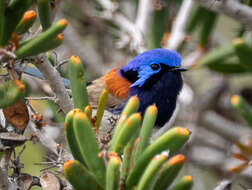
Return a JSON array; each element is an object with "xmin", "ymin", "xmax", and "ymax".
[
  {"xmin": 200, "ymin": 111, "xmax": 251, "ymax": 142},
  {"xmin": 0, "ymin": 149, "xmax": 12, "ymax": 190},
  {"xmin": 25, "ymin": 96, "xmax": 57, "ymax": 102},
  {"xmin": 182, "ymin": 50, "xmax": 204, "ymax": 67},
  {"xmin": 29, "ymin": 123, "xmax": 58, "ymax": 155},
  {"xmin": 213, "ymin": 179, "xmax": 232, "ymax": 190},
  {"xmin": 0, "ymin": 149, "xmax": 12, "ymax": 172},
  {"xmin": 55, "ymin": 59, "xmax": 68, "ymax": 69},
  {"xmin": 28, "ymin": 121, "xmax": 73, "ymax": 164},
  {"xmin": 95, "ymin": 0, "xmax": 146, "ymax": 53},
  {"xmin": 111, "ymin": 13, "xmax": 146, "ymax": 53},
  {"xmin": 96, "ymin": 0, "xmax": 118, "ymax": 11},
  {"xmin": 165, "ymin": 0, "xmax": 194, "ymax": 50},
  {"xmin": 195, "ymin": 0, "xmax": 252, "ymax": 29},
  {"xmin": 135, "ymin": 0, "xmax": 154, "ymax": 38},
  {"xmin": 0, "ymin": 168, "xmax": 10, "ymax": 190},
  {"xmin": 0, "ymin": 49, "xmax": 16, "ymax": 63},
  {"xmin": 33, "ymin": 55, "xmax": 73, "ymax": 114}
]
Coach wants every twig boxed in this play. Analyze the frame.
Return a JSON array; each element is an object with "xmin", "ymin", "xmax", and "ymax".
[
  {"xmin": 0, "ymin": 49, "xmax": 16, "ymax": 62},
  {"xmin": 165, "ymin": 0, "xmax": 194, "ymax": 50},
  {"xmin": 0, "ymin": 149, "xmax": 12, "ymax": 172},
  {"xmin": 188, "ymin": 154, "xmax": 252, "ymax": 180},
  {"xmin": 200, "ymin": 111, "xmax": 250, "ymax": 142},
  {"xmin": 0, "ymin": 149, "xmax": 12, "ymax": 190},
  {"xmin": 96, "ymin": 0, "xmax": 118, "ymax": 11},
  {"xmin": 29, "ymin": 122, "xmax": 58, "ymax": 155},
  {"xmin": 195, "ymin": 0, "xmax": 252, "ymax": 29},
  {"xmin": 110, "ymin": 12, "xmax": 146, "ymax": 53},
  {"xmin": 40, "ymin": 165, "xmax": 57, "ymax": 172},
  {"xmin": 55, "ymin": 59, "xmax": 68, "ymax": 69},
  {"xmin": 135, "ymin": 0, "xmax": 154, "ymax": 38},
  {"xmin": 35, "ymin": 144, "xmax": 68, "ymax": 173},
  {"xmin": 28, "ymin": 122, "xmax": 73, "ymax": 162},
  {"xmin": 25, "ymin": 96, "xmax": 57, "ymax": 102},
  {"xmin": 213, "ymin": 179, "xmax": 232, "ymax": 190},
  {"xmin": 0, "ymin": 168, "xmax": 10, "ymax": 190},
  {"xmin": 15, "ymin": 145, "xmax": 26, "ymax": 162},
  {"xmin": 34, "ymin": 161, "xmax": 56, "ymax": 165},
  {"xmin": 182, "ymin": 50, "xmax": 204, "ymax": 67},
  {"xmin": 28, "ymin": 122, "xmax": 73, "ymax": 176},
  {"xmin": 11, "ymin": 145, "xmax": 26, "ymax": 178},
  {"xmin": 95, "ymin": 0, "xmax": 146, "ymax": 53},
  {"xmin": 192, "ymin": 134, "xmax": 227, "ymax": 152},
  {"xmin": 33, "ymin": 54, "xmax": 73, "ymax": 114}
]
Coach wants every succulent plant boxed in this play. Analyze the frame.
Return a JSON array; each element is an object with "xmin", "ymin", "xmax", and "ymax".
[{"xmin": 64, "ymin": 58, "xmax": 193, "ymax": 190}]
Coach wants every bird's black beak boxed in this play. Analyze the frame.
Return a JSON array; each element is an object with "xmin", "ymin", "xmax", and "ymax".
[{"xmin": 170, "ymin": 66, "xmax": 188, "ymax": 72}]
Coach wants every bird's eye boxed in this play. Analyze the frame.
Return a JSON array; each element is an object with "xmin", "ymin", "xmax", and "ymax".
[{"xmin": 151, "ymin": 63, "xmax": 160, "ymax": 71}]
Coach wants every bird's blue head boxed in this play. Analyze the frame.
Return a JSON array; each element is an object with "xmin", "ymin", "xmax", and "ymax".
[{"xmin": 119, "ymin": 48, "xmax": 186, "ymax": 88}]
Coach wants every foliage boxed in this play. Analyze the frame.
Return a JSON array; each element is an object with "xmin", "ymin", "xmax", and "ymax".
[
  {"xmin": 64, "ymin": 100, "xmax": 192, "ymax": 190},
  {"xmin": 0, "ymin": 0, "xmax": 252, "ymax": 189},
  {"xmin": 64, "ymin": 65, "xmax": 192, "ymax": 189}
]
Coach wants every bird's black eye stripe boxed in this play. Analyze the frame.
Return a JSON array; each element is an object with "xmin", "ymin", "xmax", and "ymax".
[
  {"xmin": 151, "ymin": 63, "xmax": 160, "ymax": 70},
  {"xmin": 120, "ymin": 69, "xmax": 139, "ymax": 83}
]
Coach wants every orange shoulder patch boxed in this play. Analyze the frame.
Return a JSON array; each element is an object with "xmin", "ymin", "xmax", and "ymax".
[{"xmin": 104, "ymin": 68, "xmax": 131, "ymax": 99}]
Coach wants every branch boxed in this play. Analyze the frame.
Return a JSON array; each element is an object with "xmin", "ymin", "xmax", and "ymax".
[
  {"xmin": 188, "ymin": 154, "xmax": 252, "ymax": 180},
  {"xmin": 0, "ymin": 168, "xmax": 10, "ymax": 190},
  {"xmin": 96, "ymin": 0, "xmax": 118, "ymax": 11},
  {"xmin": 29, "ymin": 123, "xmax": 58, "ymax": 155},
  {"xmin": 28, "ymin": 122, "xmax": 73, "ymax": 162},
  {"xmin": 165, "ymin": 0, "xmax": 194, "ymax": 50},
  {"xmin": 33, "ymin": 55, "xmax": 73, "ymax": 114},
  {"xmin": 96, "ymin": 0, "xmax": 146, "ymax": 53},
  {"xmin": 200, "ymin": 111, "xmax": 251, "ymax": 142},
  {"xmin": 25, "ymin": 96, "xmax": 57, "ymax": 102},
  {"xmin": 182, "ymin": 50, "xmax": 204, "ymax": 67},
  {"xmin": 112, "ymin": 13, "xmax": 146, "ymax": 53},
  {"xmin": 0, "ymin": 149, "xmax": 12, "ymax": 190},
  {"xmin": 194, "ymin": 0, "xmax": 252, "ymax": 29},
  {"xmin": 0, "ymin": 49, "xmax": 16, "ymax": 63},
  {"xmin": 213, "ymin": 180, "xmax": 232, "ymax": 190},
  {"xmin": 0, "ymin": 149, "xmax": 12, "ymax": 173},
  {"xmin": 135, "ymin": 0, "xmax": 154, "ymax": 38}
]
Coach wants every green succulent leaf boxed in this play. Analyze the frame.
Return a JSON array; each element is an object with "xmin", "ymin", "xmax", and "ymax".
[
  {"xmin": 231, "ymin": 95, "xmax": 252, "ymax": 126},
  {"xmin": 126, "ymin": 127, "xmax": 190, "ymax": 188},
  {"xmin": 68, "ymin": 55, "xmax": 88, "ymax": 110},
  {"xmin": 37, "ymin": 0, "xmax": 52, "ymax": 30},
  {"xmin": 73, "ymin": 112, "xmax": 106, "ymax": 188},
  {"xmin": 64, "ymin": 160, "xmax": 100, "ymax": 190}
]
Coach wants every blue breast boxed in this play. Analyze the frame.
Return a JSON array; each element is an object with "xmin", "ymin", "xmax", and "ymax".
[{"xmin": 129, "ymin": 71, "xmax": 183, "ymax": 127}]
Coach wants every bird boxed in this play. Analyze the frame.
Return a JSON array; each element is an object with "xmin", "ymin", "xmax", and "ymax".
[
  {"xmin": 23, "ymin": 48, "xmax": 186, "ymax": 127},
  {"xmin": 87, "ymin": 48, "xmax": 187, "ymax": 127}
]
